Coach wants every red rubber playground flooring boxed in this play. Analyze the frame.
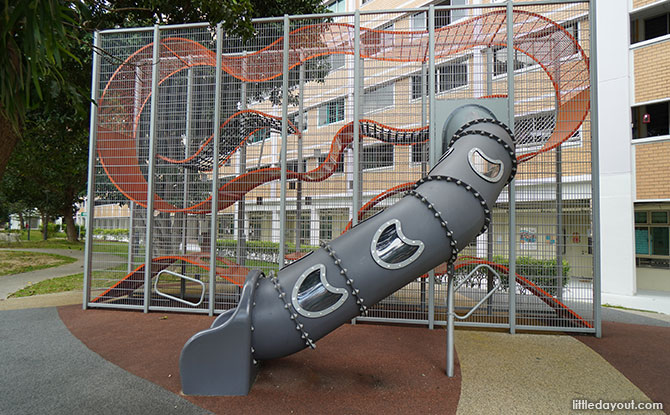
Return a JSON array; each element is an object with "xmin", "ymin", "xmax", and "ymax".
[
  {"xmin": 58, "ymin": 305, "xmax": 670, "ymax": 415},
  {"xmin": 59, "ymin": 305, "xmax": 460, "ymax": 415}
]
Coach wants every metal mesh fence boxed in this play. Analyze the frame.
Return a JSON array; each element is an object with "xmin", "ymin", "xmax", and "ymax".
[{"xmin": 86, "ymin": 1, "xmax": 596, "ymax": 333}]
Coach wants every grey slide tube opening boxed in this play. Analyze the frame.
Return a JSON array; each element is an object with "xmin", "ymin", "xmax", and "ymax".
[{"xmin": 180, "ymin": 104, "xmax": 516, "ymax": 395}]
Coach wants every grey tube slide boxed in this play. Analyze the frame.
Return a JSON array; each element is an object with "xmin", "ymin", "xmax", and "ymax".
[{"xmin": 180, "ymin": 105, "xmax": 517, "ymax": 395}]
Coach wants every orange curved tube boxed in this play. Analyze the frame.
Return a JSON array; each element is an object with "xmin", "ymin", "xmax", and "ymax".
[{"xmin": 97, "ymin": 10, "xmax": 589, "ymax": 214}]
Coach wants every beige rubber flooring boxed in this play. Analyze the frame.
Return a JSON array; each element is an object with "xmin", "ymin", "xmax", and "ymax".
[{"xmin": 455, "ymin": 330, "xmax": 663, "ymax": 415}]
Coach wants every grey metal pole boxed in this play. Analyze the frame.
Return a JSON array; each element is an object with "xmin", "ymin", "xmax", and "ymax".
[
  {"xmin": 181, "ymin": 65, "xmax": 194, "ymax": 299},
  {"xmin": 506, "ymin": 0, "xmax": 517, "ymax": 334},
  {"xmin": 279, "ymin": 14, "xmax": 290, "ymax": 269},
  {"xmin": 143, "ymin": 25, "xmax": 162, "ymax": 313},
  {"xmin": 446, "ymin": 265, "xmax": 455, "ymax": 377},
  {"xmin": 428, "ymin": 5, "xmax": 436, "ymax": 330},
  {"xmin": 420, "ymin": 60, "xmax": 429, "ymax": 316},
  {"xmin": 295, "ymin": 62, "xmax": 306, "ymax": 252},
  {"xmin": 486, "ymin": 46, "xmax": 494, "ymax": 315},
  {"xmin": 83, "ymin": 30, "xmax": 101, "ymax": 310},
  {"xmin": 352, "ymin": 10, "xmax": 362, "ymax": 228},
  {"xmin": 589, "ymin": 0, "xmax": 602, "ymax": 338},
  {"xmin": 428, "ymin": 5, "xmax": 437, "ymax": 168},
  {"xmin": 556, "ymin": 145, "xmax": 564, "ymax": 301},
  {"xmin": 237, "ymin": 52, "xmax": 247, "ymax": 268},
  {"xmin": 350, "ymin": 11, "xmax": 363, "ymax": 326},
  {"xmin": 127, "ymin": 202, "xmax": 135, "ymax": 275},
  {"xmin": 208, "ymin": 23, "xmax": 224, "ymax": 315}
]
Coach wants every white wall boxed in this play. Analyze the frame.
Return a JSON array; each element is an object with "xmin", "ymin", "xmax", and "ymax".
[{"xmin": 597, "ymin": 0, "xmax": 637, "ymax": 297}]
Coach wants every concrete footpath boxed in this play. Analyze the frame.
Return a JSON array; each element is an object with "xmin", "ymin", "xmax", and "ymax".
[{"xmin": 0, "ymin": 248, "xmax": 84, "ymax": 299}]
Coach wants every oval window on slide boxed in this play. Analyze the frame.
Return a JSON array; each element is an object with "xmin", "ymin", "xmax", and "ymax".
[
  {"xmin": 468, "ymin": 148, "xmax": 504, "ymax": 182},
  {"xmin": 371, "ymin": 219, "xmax": 424, "ymax": 270},
  {"xmin": 292, "ymin": 264, "xmax": 348, "ymax": 318}
]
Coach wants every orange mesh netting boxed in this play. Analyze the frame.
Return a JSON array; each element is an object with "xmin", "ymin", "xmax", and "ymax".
[{"xmin": 97, "ymin": 10, "xmax": 589, "ymax": 214}]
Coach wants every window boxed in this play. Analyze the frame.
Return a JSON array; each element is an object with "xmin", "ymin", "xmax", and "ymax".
[
  {"xmin": 289, "ymin": 112, "xmax": 308, "ymax": 132},
  {"xmin": 411, "ymin": 59, "xmax": 468, "ymax": 99},
  {"xmin": 328, "ymin": 54, "xmax": 346, "ymax": 72},
  {"xmin": 248, "ymin": 127, "xmax": 270, "ymax": 144},
  {"xmin": 362, "ymin": 143, "xmax": 393, "ymax": 170},
  {"xmin": 285, "ymin": 211, "xmax": 310, "ymax": 246},
  {"xmin": 318, "ymin": 97, "xmax": 345, "ymax": 126},
  {"xmin": 437, "ymin": 60, "xmax": 468, "ymax": 92},
  {"xmin": 327, "ymin": 0, "xmax": 345, "ymax": 13},
  {"xmin": 287, "ymin": 159, "xmax": 307, "ymax": 173},
  {"xmin": 411, "ymin": 142, "xmax": 428, "ymax": 163},
  {"xmin": 412, "ymin": 1, "xmax": 467, "ymax": 30},
  {"xmin": 411, "ymin": 12, "xmax": 426, "ymax": 31},
  {"xmin": 492, "ymin": 22, "xmax": 579, "ymax": 77},
  {"xmin": 631, "ymin": 9, "xmax": 670, "ymax": 43},
  {"xmin": 319, "ymin": 212, "xmax": 334, "ymax": 241},
  {"xmin": 632, "ymin": 101, "xmax": 670, "ymax": 139},
  {"xmin": 219, "ymin": 214, "xmax": 234, "ymax": 236},
  {"xmin": 318, "ymin": 154, "xmax": 344, "ymax": 173},
  {"xmin": 515, "ymin": 111, "xmax": 581, "ymax": 149},
  {"xmin": 635, "ymin": 210, "xmax": 670, "ymax": 269},
  {"xmin": 364, "ymin": 83, "xmax": 394, "ymax": 114},
  {"xmin": 435, "ymin": 0, "xmax": 467, "ymax": 28},
  {"xmin": 493, "ymin": 47, "xmax": 536, "ymax": 77}
]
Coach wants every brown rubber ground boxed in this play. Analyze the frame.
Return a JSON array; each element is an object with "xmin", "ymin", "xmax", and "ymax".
[
  {"xmin": 59, "ymin": 305, "xmax": 461, "ymax": 415},
  {"xmin": 574, "ymin": 321, "xmax": 670, "ymax": 413}
]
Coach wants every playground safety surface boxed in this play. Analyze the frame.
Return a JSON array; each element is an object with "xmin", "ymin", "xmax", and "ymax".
[{"xmin": 55, "ymin": 304, "xmax": 670, "ymax": 415}]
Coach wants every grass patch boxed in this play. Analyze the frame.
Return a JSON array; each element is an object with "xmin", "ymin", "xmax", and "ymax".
[
  {"xmin": 10, "ymin": 273, "xmax": 84, "ymax": 297},
  {"xmin": 0, "ymin": 251, "xmax": 76, "ymax": 276},
  {"xmin": 0, "ymin": 238, "xmax": 85, "ymax": 250}
]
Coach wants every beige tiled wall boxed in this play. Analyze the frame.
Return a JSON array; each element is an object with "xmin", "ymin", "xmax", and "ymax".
[
  {"xmin": 634, "ymin": 40, "xmax": 670, "ymax": 104},
  {"xmin": 635, "ymin": 141, "xmax": 670, "ymax": 200}
]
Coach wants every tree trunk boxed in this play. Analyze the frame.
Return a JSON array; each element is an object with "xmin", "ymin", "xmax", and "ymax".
[
  {"xmin": 63, "ymin": 211, "xmax": 78, "ymax": 242},
  {"xmin": 0, "ymin": 111, "xmax": 22, "ymax": 181},
  {"xmin": 41, "ymin": 211, "xmax": 48, "ymax": 240},
  {"xmin": 18, "ymin": 211, "xmax": 24, "ymax": 230}
]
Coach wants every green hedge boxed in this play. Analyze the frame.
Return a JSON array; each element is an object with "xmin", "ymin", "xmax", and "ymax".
[
  {"xmin": 93, "ymin": 228, "xmax": 128, "ymax": 238},
  {"xmin": 216, "ymin": 239, "xmax": 318, "ymax": 252},
  {"xmin": 459, "ymin": 256, "xmax": 569, "ymax": 297}
]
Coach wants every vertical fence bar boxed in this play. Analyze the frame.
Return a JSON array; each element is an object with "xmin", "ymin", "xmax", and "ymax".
[
  {"xmin": 589, "ymin": 0, "xmax": 602, "ymax": 338},
  {"xmin": 83, "ymin": 30, "xmax": 101, "ymax": 310},
  {"xmin": 428, "ymin": 4, "xmax": 437, "ymax": 330},
  {"xmin": 556, "ymin": 146, "xmax": 564, "ymax": 301},
  {"xmin": 209, "ymin": 23, "xmax": 224, "ymax": 316},
  {"xmin": 127, "ymin": 202, "xmax": 135, "ymax": 275},
  {"xmin": 352, "ymin": 11, "xmax": 362, "ymax": 228},
  {"xmin": 295, "ymin": 63, "xmax": 306, "ymax": 252},
  {"xmin": 237, "ymin": 52, "xmax": 247, "ymax": 267},
  {"xmin": 446, "ymin": 265, "xmax": 455, "ymax": 377},
  {"xmin": 144, "ymin": 25, "xmax": 161, "ymax": 313},
  {"xmin": 350, "ymin": 11, "xmax": 362, "ymax": 326},
  {"xmin": 181, "ymin": 66, "xmax": 194, "ymax": 299},
  {"xmin": 506, "ymin": 0, "xmax": 516, "ymax": 333},
  {"xmin": 279, "ymin": 15, "xmax": 290, "ymax": 269}
]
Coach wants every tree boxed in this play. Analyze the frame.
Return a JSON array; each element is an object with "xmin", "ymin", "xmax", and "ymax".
[
  {"xmin": 0, "ymin": 0, "xmax": 86, "ymax": 179},
  {"xmin": 0, "ymin": 0, "xmax": 329, "ymax": 242}
]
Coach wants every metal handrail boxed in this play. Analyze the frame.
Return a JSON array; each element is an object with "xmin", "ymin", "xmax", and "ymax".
[
  {"xmin": 453, "ymin": 264, "xmax": 502, "ymax": 320},
  {"xmin": 154, "ymin": 270, "xmax": 206, "ymax": 307}
]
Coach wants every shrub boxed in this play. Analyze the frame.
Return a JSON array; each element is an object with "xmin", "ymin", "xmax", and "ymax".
[
  {"xmin": 458, "ymin": 256, "xmax": 569, "ymax": 297},
  {"xmin": 40, "ymin": 223, "xmax": 61, "ymax": 237}
]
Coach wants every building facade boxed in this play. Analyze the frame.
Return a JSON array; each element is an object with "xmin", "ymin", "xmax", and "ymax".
[{"xmin": 598, "ymin": 0, "xmax": 670, "ymax": 313}]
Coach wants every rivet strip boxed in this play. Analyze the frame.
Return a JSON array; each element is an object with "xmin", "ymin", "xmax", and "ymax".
[
  {"xmin": 322, "ymin": 243, "xmax": 368, "ymax": 315},
  {"xmin": 267, "ymin": 271, "xmax": 316, "ymax": 349}
]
